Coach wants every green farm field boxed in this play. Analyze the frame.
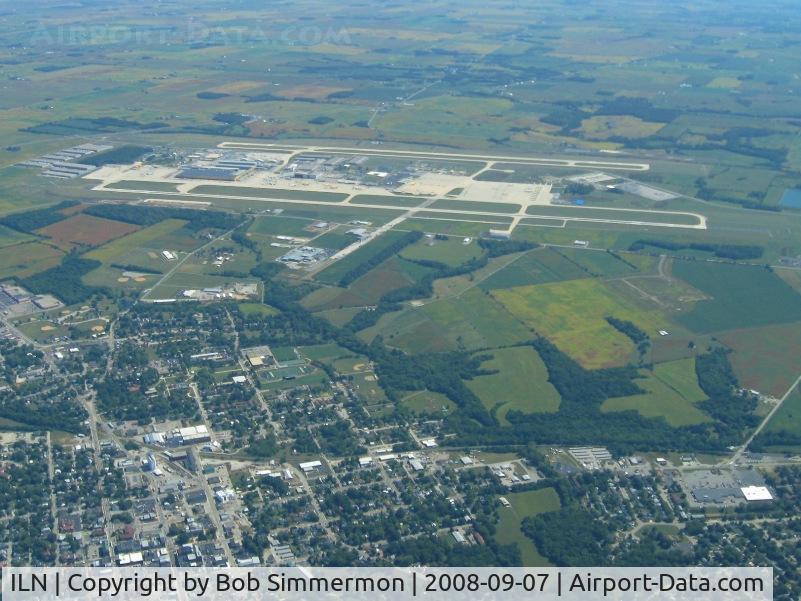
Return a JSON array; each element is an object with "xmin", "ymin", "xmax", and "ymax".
[
  {"xmin": 601, "ymin": 359, "xmax": 711, "ymax": 427},
  {"xmin": 672, "ymin": 261, "xmax": 801, "ymax": 333},
  {"xmin": 466, "ymin": 346, "xmax": 562, "ymax": 424}
]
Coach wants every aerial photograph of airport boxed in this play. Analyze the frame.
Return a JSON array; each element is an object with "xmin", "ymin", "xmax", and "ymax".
[{"xmin": 0, "ymin": 0, "xmax": 800, "ymax": 597}]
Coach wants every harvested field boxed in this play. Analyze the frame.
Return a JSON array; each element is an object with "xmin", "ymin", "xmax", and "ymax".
[{"xmin": 36, "ymin": 214, "xmax": 140, "ymax": 248}]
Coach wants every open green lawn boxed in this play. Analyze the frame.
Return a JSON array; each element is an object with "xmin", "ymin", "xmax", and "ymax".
[
  {"xmin": 495, "ymin": 488, "xmax": 561, "ymax": 567},
  {"xmin": 756, "ymin": 384, "xmax": 801, "ymax": 453},
  {"xmin": 429, "ymin": 198, "xmax": 521, "ymax": 214},
  {"xmin": 400, "ymin": 236, "xmax": 483, "ymax": 267},
  {"xmin": 238, "ymin": 302, "xmax": 278, "ymax": 316},
  {"xmin": 247, "ymin": 215, "xmax": 316, "ymax": 237},
  {"xmin": 601, "ymin": 359, "xmax": 711, "ymax": 427},
  {"xmin": 466, "ymin": 346, "xmax": 561, "ymax": 424},
  {"xmin": 191, "ymin": 184, "xmax": 348, "ymax": 203},
  {"xmin": 350, "ymin": 194, "xmax": 425, "ymax": 208},
  {"xmin": 109, "ymin": 180, "xmax": 178, "ymax": 192},
  {"xmin": 297, "ymin": 343, "xmax": 352, "ymax": 362},
  {"xmin": 401, "ymin": 390, "xmax": 456, "ymax": 415}
]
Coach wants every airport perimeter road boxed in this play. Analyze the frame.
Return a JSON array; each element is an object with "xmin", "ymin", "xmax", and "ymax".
[{"xmin": 217, "ymin": 140, "xmax": 652, "ymax": 171}]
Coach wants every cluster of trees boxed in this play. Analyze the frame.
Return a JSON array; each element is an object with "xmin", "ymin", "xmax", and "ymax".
[
  {"xmin": 370, "ymin": 340, "xmax": 495, "ymax": 426},
  {"xmin": 212, "ymin": 113, "xmax": 251, "ymax": 125},
  {"xmin": 21, "ymin": 252, "xmax": 104, "ymax": 305},
  {"xmin": 0, "ymin": 200, "xmax": 78, "ymax": 233},
  {"xmin": 523, "ymin": 507, "xmax": 614, "ymax": 566},
  {"xmin": 695, "ymin": 348, "xmax": 759, "ymax": 436},
  {"xmin": 85, "ymin": 204, "xmax": 241, "ymax": 232},
  {"xmin": 447, "ymin": 342, "xmax": 755, "ymax": 454},
  {"xmin": 76, "ymin": 145, "xmax": 151, "ymax": 166},
  {"xmin": 315, "ymin": 420, "xmax": 366, "ymax": 457},
  {"xmin": 606, "ymin": 316, "xmax": 650, "ymax": 363},
  {"xmin": 24, "ymin": 117, "xmax": 167, "ymax": 136},
  {"xmin": 629, "ymin": 239, "xmax": 764, "ymax": 260},
  {"xmin": 0, "ymin": 389, "xmax": 87, "ymax": 433}
]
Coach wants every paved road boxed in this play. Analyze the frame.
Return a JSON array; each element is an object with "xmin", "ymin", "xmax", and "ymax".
[{"xmin": 731, "ymin": 373, "xmax": 801, "ymax": 464}]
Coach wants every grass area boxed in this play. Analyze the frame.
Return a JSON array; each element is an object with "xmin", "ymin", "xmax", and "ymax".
[
  {"xmin": 0, "ymin": 225, "xmax": 33, "ymax": 248},
  {"xmin": 479, "ymin": 247, "xmax": 589, "ymax": 290},
  {"xmin": 297, "ymin": 343, "xmax": 352, "ymax": 362},
  {"xmin": 672, "ymin": 261, "xmax": 801, "ymax": 333},
  {"xmin": 349, "ymin": 194, "xmax": 425, "ymax": 208},
  {"xmin": 247, "ymin": 215, "xmax": 315, "ymax": 237},
  {"xmin": 555, "ymin": 247, "xmax": 637, "ymax": 277},
  {"xmin": 429, "ymin": 199, "xmax": 521, "ymax": 214},
  {"xmin": 399, "ymin": 236, "xmax": 483, "ymax": 267},
  {"xmin": 85, "ymin": 219, "xmax": 189, "ymax": 263},
  {"xmin": 238, "ymin": 302, "xmax": 277, "ymax": 316},
  {"xmin": 303, "ymin": 256, "xmax": 432, "ymax": 310},
  {"xmin": 401, "ymin": 390, "xmax": 456, "ymax": 415},
  {"xmin": 372, "ymin": 287, "xmax": 533, "ymax": 353},
  {"xmin": 191, "ymin": 184, "xmax": 348, "ymax": 202},
  {"xmin": 601, "ymin": 359, "xmax": 711, "ymax": 427},
  {"xmin": 82, "ymin": 265, "xmax": 158, "ymax": 290},
  {"xmin": 492, "ymin": 278, "xmax": 668, "ymax": 369},
  {"xmin": 351, "ymin": 371, "xmax": 388, "ymax": 405},
  {"xmin": 16, "ymin": 319, "xmax": 69, "ymax": 344},
  {"xmin": 466, "ymin": 347, "xmax": 561, "ymax": 424},
  {"xmin": 718, "ymin": 321, "xmax": 801, "ymax": 398},
  {"xmin": 312, "ymin": 226, "xmax": 359, "ymax": 250},
  {"xmin": 316, "ymin": 306, "xmax": 364, "ymax": 327},
  {"xmin": 109, "ymin": 180, "xmax": 178, "ymax": 192},
  {"xmin": 272, "ymin": 346, "xmax": 298, "ymax": 362},
  {"xmin": 315, "ymin": 229, "xmax": 409, "ymax": 285},
  {"xmin": 495, "ymin": 488, "xmax": 561, "ymax": 567},
  {"xmin": 0, "ymin": 241, "xmax": 63, "ymax": 279},
  {"xmin": 757, "ymin": 384, "xmax": 801, "ymax": 452},
  {"xmin": 525, "ymin": 205, "xmax": 702, "ymax": 226}
]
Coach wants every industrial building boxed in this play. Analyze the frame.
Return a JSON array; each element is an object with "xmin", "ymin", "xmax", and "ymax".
[
  {"xmin": 176, "ymin": 166, "xmax": 246, "ymax": 181},
  {"xmin": 168, "ymin": 425, "xmax": 211, "ymax": 446}
]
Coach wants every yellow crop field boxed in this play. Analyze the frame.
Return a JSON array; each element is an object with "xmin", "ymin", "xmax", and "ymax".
[{"xmin": 492, "ymin": 279, "xmax": 667, "ymax": 369}]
